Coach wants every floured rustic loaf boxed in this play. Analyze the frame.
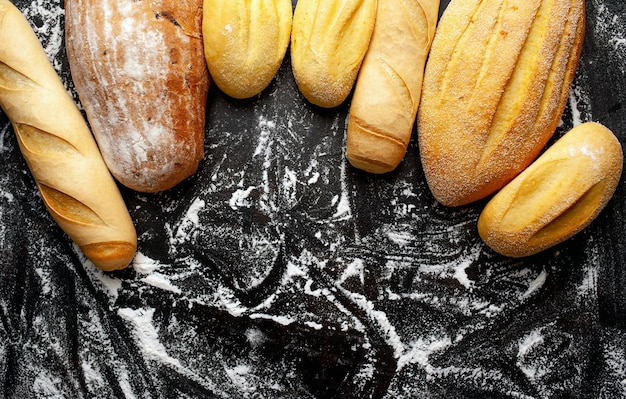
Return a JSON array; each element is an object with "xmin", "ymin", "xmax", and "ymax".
[
  {"xmin": 65, "ymin": 0, "xmax": 210, "ymax": 193},
  {"xmin": 418, "ymin": 0, "xmax": 586, "ymax": 207},
  {"xmin": 0, "ymin": 0, "xmax": 136, "ymax": 271},
  {"xmin": 202, "ymin": 0, "xmax": 292, "ymax": 99},
  {"xmin": 346, "ymin": 0, "xmax": 440, "ymax": 173},
  {"xmin": 478, "ymin": 122, "xmax": 623, "ymax": 258},
  {"xmin": 290, "ymin": 0, "xmax": 377, "ymax": 108}
]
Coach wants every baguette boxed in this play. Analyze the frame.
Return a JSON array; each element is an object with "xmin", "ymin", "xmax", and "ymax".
[
  {"xmin": 346, "ymin": 0, "xmax": 439, "ymax": 173},
  {"xmin": 0, "ymin": 0, "xmax": 136, "ymax": 271},
  {"xmin": 290, "ymin": 0, "xmax": 377, "ymax": 108},
  {"xmin": 478, "ymin": 122, "xmax": 623, "ymax": 258},
  {"xmin": 65, "ymin": 0, "xmax": 210, "ymax": 193},
  {"xmin": 202, "ymin": 0, "xmax": 292, "ymax": 99},
  {"xmin": 418, "ymin": 0, "xmax": 586, "ymax": 206}
]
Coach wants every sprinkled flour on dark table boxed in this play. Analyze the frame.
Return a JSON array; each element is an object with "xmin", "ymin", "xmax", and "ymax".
[{"xmin": 1, "ymin": 1, "xmax": 625, "ymax": 398}]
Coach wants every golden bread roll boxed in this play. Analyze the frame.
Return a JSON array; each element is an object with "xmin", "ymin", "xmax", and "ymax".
[
  {"xmin": 478, "ymin": 122, "xmax": 623, "ymax": 258},
  {"xmin": 290, "ymin": 0, "xmax": 377, "ymax": 108},
  {"xmin": 418, "ymin": 0, "xmax": 586, "ymax": 206},
  {"xmin": 202, "ymin": 0, "xmax": 292, "ymax": 99},
  {"xmin": 346, "ymin": 0, "xmax": 439, "ymax": 173},
  {"xmin": 65, "ymin": 0, "xmax": 210, "ymax": 193},
  {"xmin": 0, "ymin": 0, "xmax": 136, "ymax": 271}
]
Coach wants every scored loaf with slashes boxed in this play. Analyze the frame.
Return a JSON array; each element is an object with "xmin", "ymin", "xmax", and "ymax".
[
  {"xmin": 346, "ymin": 0, "xmax": 440, "ymax": 173},
  {"xmin": 0, "ymin": 0, "xmax": 136, "ymax": 271},
  {"xmin": 65, "ymin": 0, "xmax": 210, "ymax": 193},
  {"xmin": 418, "ymin": 0, "xmax": 586, "ymax": 207}
]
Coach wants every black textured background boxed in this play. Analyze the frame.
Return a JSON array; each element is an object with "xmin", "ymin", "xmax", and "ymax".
[{"xmin": 1, "ymin": 0, "xmax": 625, "ymax": 398}]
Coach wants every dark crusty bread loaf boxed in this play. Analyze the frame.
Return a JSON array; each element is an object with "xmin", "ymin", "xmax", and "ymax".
[{"xmin": 65, "ymin": 0, "xmax": 210, "ymax": 192}]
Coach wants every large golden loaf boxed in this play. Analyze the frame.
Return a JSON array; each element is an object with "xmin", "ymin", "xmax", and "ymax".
[{"xmin": 418, "ymin": 0, "xmax": 586, "ymax": 207}]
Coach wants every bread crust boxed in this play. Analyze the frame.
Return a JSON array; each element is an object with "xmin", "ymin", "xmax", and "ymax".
[
  {"xmin": 346, "ymin": 0, "xmax": 439, "ymax": 173},
  {"xmin": 478, "ymin": 122, "xmax": 623, "ymax": 258},
  {"xmin": 0, "ymin": 0, "xmax": 136, "ymax": 271},
  {"xmin": 418, "ymin": 0, "xmax": 586, "ymax": 206},
  {"xmin": 65, "ymin": 0, "xmax": 210, "ymax": 193},
  {"xmin": 290, "ymin": 0, "xmax": 377, "ymax": 108},
  {"xmin": 202, "ymin": 0, "xmax": 292, "ymax": 99}
]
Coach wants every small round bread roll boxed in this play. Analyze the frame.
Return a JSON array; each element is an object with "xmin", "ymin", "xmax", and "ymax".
[
  {"xmin": 478, "ymin": 122, "xmax": 623, "ymax": 258},
  {"xmin": 202, "ymin": 0, "xmax": 292, "ymax": 99},
  {"xmin": 290, "ymin": 0, "xmax": 377, "ymax": 108}
]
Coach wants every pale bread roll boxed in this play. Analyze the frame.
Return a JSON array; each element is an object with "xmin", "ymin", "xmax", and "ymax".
[
  {"xmin": 65, "ymin": 0, "xmax": 210, "ymax": 193},
  {"xmin": 202, "ymin": 0, "xmax": 292, "ymax": 99},
  {"xmin": 290, "ymin": 0, "xmax": 377, "ymax": 108},
  {"xmin": 418, "ymin": 0, "xmax": 585, "ymax": 206},
  {"xmin": 0, "ymin": 0, "xmax": 136, "ymax": 271},
  {"xmin": 346, "ymin": 0, "xmax": 439, "ymax": 173},
  {"xmin": 478, "ymin": 122, "xmax": 623, "ymax": 258}
]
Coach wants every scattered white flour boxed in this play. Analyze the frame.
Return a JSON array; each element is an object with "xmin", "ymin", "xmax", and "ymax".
[
  {"xmin": 141, "ymin": 273, "xmax": 182, "ymax": 295},
  {"xmin": 397, "ymin": 335, "xmax": 453, "ymax": 371},
  {"xmin": 22, "ymin": 0, "xmax": 65, "ymax": 71},
  {"xmin": 339, "ymin": 258, "xmax": 365, "ymax": 286},
  {"xmin": 517, "ymin": 327, "xmax": 547, "ymax": 380},
  {"xmin": 117, "ymin": 307, "xmax": 179, "ymax": 364},
  {"xmin": 593, "ymin": 0, "xmax": 626, "ymax": 68},
  {"xmin": 521, "ymin": 269, "xmax": 548, "ymax": 299},
  {"xmin": 171, "ymin": 197, "xmax": 206, "ymax": 245},
  {"xmin": 132, "ymin": 251, "xmax": 162, "ymax": 275},
  {"xmin": 229, "ymin": 186, "xmax": 258, "ymax": 210},
  {"xmin": 224, "ymin": 364, "xmax": 255, "ymax": 395},
  {"xmin": 248, "ymin": 313, "xmax": 294, "ymax": 326}
]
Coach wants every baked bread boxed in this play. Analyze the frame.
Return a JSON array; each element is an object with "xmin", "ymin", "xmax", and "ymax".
[
  {"xmin": 0, "ymin": 0, "xmax": 136, "ymax": 271},
  {"xmin": 290, "ymin": 0, "xmax": 377, "ymax": 108},
  {"xmin": 65, "ymin": 0, "xmax": 210, "ymax": 193},
  {"xmin": 418, "ymin": 0, "xmax": 586, "ymax": 206},
  {"xmin": 478, "ymin": 122, "xmax": 623, "ymax": 258},
  {"xmin": 202, "ymin": 0, "xmax": 292, "ymax": 99},
  {"xmin": 346, "ymin": 0, "xmax": 439, "ymax": 173}
]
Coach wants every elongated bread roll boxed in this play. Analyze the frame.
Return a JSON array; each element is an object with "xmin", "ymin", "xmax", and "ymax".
[
  {"xmin": 290, "ymin": 0, "xmax": 377, "ymax": 108},
  {"xmin": 65, "ymin": 0, "xmax": 210, "ymax": 193},
  {"xmin": 202, "ymin": 0, "xmax": 292, "ymax": 99},
  {"xmin": 346, "ymin": 0, "xmax": 439, "ymax": 173},
  {"xmin": 418, "ymin": 0, "xmax": 585, "ymax": 206},
  {"xmin": 478, "ymin": 122, "xmax": 623, "ymax": 258},
  {"xmin": 0, "ymin": 0, "xmax": 136, "ymax": 271}
]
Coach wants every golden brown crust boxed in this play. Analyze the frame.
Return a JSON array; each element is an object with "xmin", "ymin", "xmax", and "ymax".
[
  {"xmin": 0, "ymin": 0, "xmax": 136, "ymax": 271},
  {"xmin": 65, "ymin": 0, "xmax": 210, "ymax": 193},
  {"xmin": 202, "ymin": 0, "xmax": 292, "ymax": 99},
  {"xmin": 418, "ymin": 0, "xmax": 586, "ymax": 206},
  {"xmin": 290, "ymin": 0, "xmax": 377, "ymax": 108},
  {"xmin": 478, "ymin": 122, "xmax": 623, "ymax": 258},
  {"xmin": 346, "ymin": 0, "xmax": 439, "ymax": 173}
]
